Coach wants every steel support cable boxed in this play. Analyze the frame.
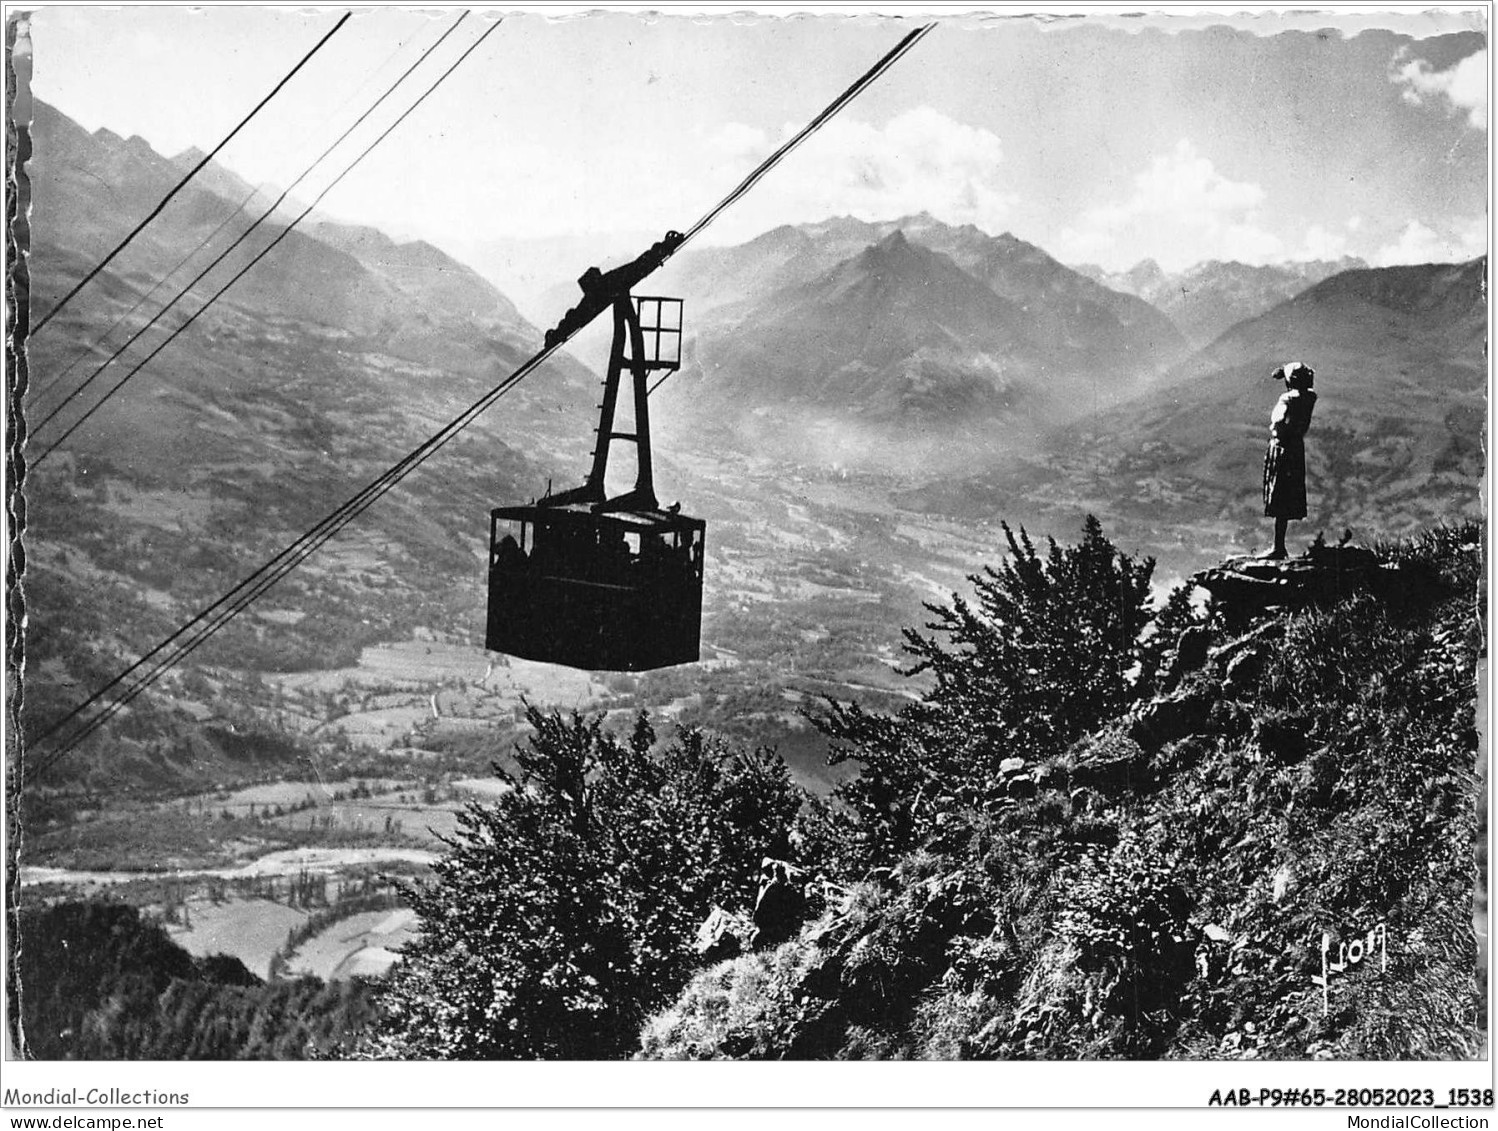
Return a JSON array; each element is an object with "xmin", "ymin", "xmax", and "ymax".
[
  {"xmin": 26, "ymin": 20, "xmax": 934, "ymax": 777},
  {"xmin": 27, "ymin": 185, "xmax": 262, "ymax": 413},
  {"xmin": 24, "ymin": 19, "xmax": 503, "ymax": 766},
  {"xmin": 31, "ymin": 12, "xmax": 353, "ymax": 336},
  {"xmin": 29, "ymin": 29, "xmax": 433, "ymax": 414},
  {"xmin": 26, "ymin": 339, "xmax": 552, "ymax": 778},
  {"xmin": 30, "ymin": 12, "xmax": 472, "ymax": 449},
  {"xmin": 32, "ymin": 18, "xmax": 490, "ymax": 465},
  {"xmin": 678, "ymin": 22, "xmax": 935, "ymax": 248},
  {"xmin": 25, "ymin": 17, "xmax": 507, "ymax": 771}
]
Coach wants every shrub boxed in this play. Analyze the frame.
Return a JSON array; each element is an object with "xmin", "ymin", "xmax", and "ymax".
[
  {"xmin": 364, "ymin": 707, "xmax": 804, "ymax": 1059},
  {"xmin": 814, "ymin": 515, "xmax": 1155, "ymax": 870}
]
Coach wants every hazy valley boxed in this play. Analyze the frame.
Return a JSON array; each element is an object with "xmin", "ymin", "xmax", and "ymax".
[{"xmin": 13, "ymin": 96, "xmax": 1486, "ymax": 1045}]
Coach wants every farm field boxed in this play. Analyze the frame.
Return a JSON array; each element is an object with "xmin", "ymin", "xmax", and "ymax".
[
  {"xmin": 168, "ymin": 897, "xmax": 309, "ymax": 980},
  {"xmin": 264, "ymin": 798, "xmax": 465, "ymax": 845},
  {"xmin": 168, "ymin": 778, "xmax": 414, "ymax": 815},
  {"xmin": 284, "ymin": 907, "xmax": 419, "ymax": 981},
  {"xmin": 265, "ymin": 638, "xmax": 611, "ymax": 747}
]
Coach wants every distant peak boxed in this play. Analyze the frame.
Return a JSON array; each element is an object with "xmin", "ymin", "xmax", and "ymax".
[
  {"xmin": 853, "ymin": 228, "xmax": 926, "ymax": 271},
  {"xmin": 173, "ymin": 145, "xmax": 208, "ymax": 166},
  {"xmin": 993, "ymin": 231, "xmax": 1049, "ymax": 257},
  {"xmin": 750, "ymin": 223, "xmax": 811, "ymax": 247},
  {"xmin": 1124, "ymin": 258, "xmax": 1166, "ymax": 283},
  {"xmin": 863, "ymin": 228, "xmax": 928, "ymax": 262}
]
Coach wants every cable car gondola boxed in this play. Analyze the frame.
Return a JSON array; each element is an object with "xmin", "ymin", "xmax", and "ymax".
[{"xmin": 486, "ymin": 233, "xmax": 705, "ymax": 671}]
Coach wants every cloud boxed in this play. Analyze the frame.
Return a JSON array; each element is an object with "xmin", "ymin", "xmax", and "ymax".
[
  {"xmin": 1051, "ymin": 10, "xmax": 1482, "ymax": 39},
  {"xmin": 707, "ymin": 122, "xmax": 771, "ymax": 162},
  {"xmin": 1054, "ymin": 140, "xmax": 1282, "ymax": 271},
  {"xmin": 1371, "ymin": 218, "xmax": 1486, "ymax": 266},
  {"xmin": 1391, "ymin": 48, "xmax": 1487, "ymax": 129},
  {"xmin": 694, "ymin": 107, "xmax": 1016, "ymax": 242},
  {"xmin": 1298, "ymin": 224, "xmax": 1350, "ymax": 261}
]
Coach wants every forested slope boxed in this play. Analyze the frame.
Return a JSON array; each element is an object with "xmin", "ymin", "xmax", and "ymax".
[
  {"xmin": 14, "ymin": 901, "xmax": 375, "ymax": 1059},
  {"xmin": 354, "ymin": 518, "xmax": 1483, "ymax": 1060}
]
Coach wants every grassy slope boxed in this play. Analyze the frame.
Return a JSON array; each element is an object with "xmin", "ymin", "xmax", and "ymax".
[{"xmin": 641, "ymin": 524, "xmax": 1484, "ymax": 1060}]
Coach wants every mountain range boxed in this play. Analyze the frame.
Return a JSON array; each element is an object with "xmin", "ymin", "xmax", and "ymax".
[
  {"xmin": 655, "ymin": 214, "xmax": 1190, "ymax": 470},
  {"xmin": 637, "ymin": 207, "xmax": 1482, "ymax": 559},
  {"xmin": 905, "ymin": 255, "xmax": 1487, "ymax": 558},
  {"xmin": 29, "ymin": 100, "xmax": 547, "ymax": 384},
  {"xmin": 1076, "ymin": 255, "xmax": 1371, "ymax": 347},
  {"xmin": 21, "ymin": 98, "xmax": 599, "ymax": 787}
]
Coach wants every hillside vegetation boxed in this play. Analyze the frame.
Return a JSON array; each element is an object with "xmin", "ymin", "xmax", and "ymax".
[
  {"xmin": 360, "ymin": 517, "xmax": 1481, "ymax": 1060},
  {"xmin": 14, "ymin": 901, "xmax": 375, "ymax": 1059},
  {"xmin": 640, "ymin": 519, "xmax": 1484, "ymax": 1059}
]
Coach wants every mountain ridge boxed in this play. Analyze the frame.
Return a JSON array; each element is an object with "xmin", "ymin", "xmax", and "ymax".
[
  {"xmin": 1076, "ymin": 255, "xmax": 1372, "ymax": 347},
  {"xmin": 658, "ymin": 215, "xmax": 1191, "ymax": 470},
  {"xmin": 902, "ymin": 255, "xmax": 1487, "ymax": 559},
  {"xmin": 20, "ymin": 98, "xmax": 601, "ymax": 791}
]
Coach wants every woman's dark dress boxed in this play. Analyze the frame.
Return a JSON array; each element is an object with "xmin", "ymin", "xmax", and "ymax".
[{"xmin": 1262, "ymin": 387, "xmax": 1317, "ymax": 519}]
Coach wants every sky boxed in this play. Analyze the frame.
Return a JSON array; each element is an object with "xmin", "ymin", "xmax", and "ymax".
[{"xmin": 19, "ymin": 4, "xmax": 1490, "ymax": 273}]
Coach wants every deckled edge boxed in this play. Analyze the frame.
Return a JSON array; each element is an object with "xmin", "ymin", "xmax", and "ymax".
[{"xmin": 4, "ymin": 7, "xmax": 31, "ymax": 1061}]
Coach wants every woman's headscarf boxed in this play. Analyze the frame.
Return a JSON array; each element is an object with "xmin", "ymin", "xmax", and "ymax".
[{"xmin": 1272, "ymin": 361, "xmax": 1315, "ymax": 390}]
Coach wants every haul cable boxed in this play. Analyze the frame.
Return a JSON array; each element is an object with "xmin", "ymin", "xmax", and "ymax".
[
  {"xmin": 26, "ymin": 20, "xmax": 937, "ymax": 778},
  {"xmin": 27, "ymin": 184, "xmax": 262, "ymax": 413},
  {"xmin": 29, "ymin": 28, "xmax": 433, "ymax": 415},
  {"xmin": 30, "ymin": 12, "xmax": 352, "ymax": 336},
  {"xmin": 26, "ymin": 15, "xmax": 506, "ymax": 769},
  {"xmin": 30, "ymin": 12, "xmax": 473, "ymax": 452}
]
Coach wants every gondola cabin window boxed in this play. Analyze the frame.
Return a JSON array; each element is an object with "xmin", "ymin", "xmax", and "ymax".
[{"xmin": 486, "ymin": 504, "xmax": 705, "ymax": 672}]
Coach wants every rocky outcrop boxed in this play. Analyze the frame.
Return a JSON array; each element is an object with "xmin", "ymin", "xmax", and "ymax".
[
  {"xmin": 1129, "ymin": 690, "xmax": 1214, "ymax": 754},
  {"xmin": 752, "ymin": 858, "xmax": 810, "ymax": 949},
  {"xmin": 695, "ymin": 906, "xmax": 751, "ymax": 964},
  {"xmin": 1192, "ymin": 541, "xmax": 1438, "ymax": 624},
  {"xmin": 1064, "ymin": 729, "xmax": 1149, "ymax": 794}
]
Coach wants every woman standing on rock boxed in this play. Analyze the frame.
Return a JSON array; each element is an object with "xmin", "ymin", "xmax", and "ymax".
[{"xmin": 1262, "ymin": 361, "xmax": 1317, "ymax": 559}]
